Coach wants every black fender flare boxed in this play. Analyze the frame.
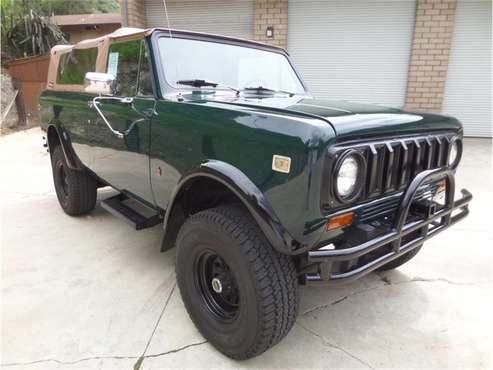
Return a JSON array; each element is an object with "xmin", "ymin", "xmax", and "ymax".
[
  {"xmin": 162, "ymin": 160, "xmax": 305, "ymax": 255},
  {"xmin": 46, "ymin": 124, "xmax": 84, "ymax": 171}
]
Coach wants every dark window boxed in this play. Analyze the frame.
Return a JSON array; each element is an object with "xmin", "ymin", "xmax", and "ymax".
[
  {"xmin": 107, "ymin": 39, "xmax": 153, "ymax": 97},
  {"xmin": 57, "ymin": 48, "xmax": 98, "ymax": 85}
]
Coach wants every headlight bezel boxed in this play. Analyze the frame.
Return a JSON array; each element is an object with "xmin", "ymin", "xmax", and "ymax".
[
  {"xmin": 447, "ymin": 137, "xmax": 462, "ymax": 169},
  {"xmin": 333, "ymin": 149, "xmax": 366, "ymax": 204}
]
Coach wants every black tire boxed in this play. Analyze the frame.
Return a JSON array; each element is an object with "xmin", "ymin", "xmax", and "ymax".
[
  {"xmin": 176, "ymin": 205, "xmax": 299, "ymax": 360},
  {"xmin": 377, "ymin": 246, "xmax": 422, "ymax": 271},
  {"xmin": 51, "ymin": 145, "xmax": 97, "ymax": 216}
]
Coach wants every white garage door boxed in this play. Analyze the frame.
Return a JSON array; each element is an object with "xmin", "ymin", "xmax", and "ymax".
[
  {"xmin": 443, "ymin": 0, "xmax": 492, "ymax": 137},
  {"xmin": 145, "ymin": 0, "xmax": 254, "ymax": 40},
  {"xmin": 288, "ymin": 0, "xmax": 416, "ymax": 107}
]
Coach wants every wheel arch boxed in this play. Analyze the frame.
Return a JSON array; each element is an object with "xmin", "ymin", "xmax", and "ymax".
[
  {"xmin": 46, "ymin": 125, "xmax": 84, "ymax": 171},
  {"xmin": 160, "ymin": 160, "xmax": 303, "ymax": 255}
]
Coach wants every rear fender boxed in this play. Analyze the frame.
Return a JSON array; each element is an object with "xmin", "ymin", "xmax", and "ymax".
[{"xmin": 46, "ymin": 124, "xmax": 84, "ymax": 171}]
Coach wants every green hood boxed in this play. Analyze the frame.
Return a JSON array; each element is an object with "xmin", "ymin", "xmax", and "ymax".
[
  {"xmin": 206, "ymin": 95, "xmax": 463, "ymax": 140},
  {"xmin": 285, "ymin": 99, "xmax": 462, "ymax": 140}
]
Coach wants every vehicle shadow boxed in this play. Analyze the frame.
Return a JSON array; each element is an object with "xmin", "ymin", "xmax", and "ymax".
[{"xmin": 90, "ymin": 191, "xmax": 431, "ymax": 368}]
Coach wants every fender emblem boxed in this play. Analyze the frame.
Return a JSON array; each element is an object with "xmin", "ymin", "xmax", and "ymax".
[{"xmin": 272, "ymin": 155, "xmax": 291, "ymax": 174}]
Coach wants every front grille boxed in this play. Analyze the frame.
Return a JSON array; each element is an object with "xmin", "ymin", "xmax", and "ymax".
[
  {"xmin": 364, "ymin": 133, "xmax": 453, "ymax": 197},
  {"xmin": 323, "ymin": 132, "xmax": 457, "ymax": 212}
]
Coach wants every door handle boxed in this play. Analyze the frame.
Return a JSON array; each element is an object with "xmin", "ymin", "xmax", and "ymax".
[
  {"xmin": 120, "ymin": 97, "xmax": 134, "ymax": 105},
  {"xmin": 90, "ymin": 96, "xmax": 128, "ymax": 138},
  {"xmin": 141, "ymin": 108, "xmax": 157, "ymax": 118}
]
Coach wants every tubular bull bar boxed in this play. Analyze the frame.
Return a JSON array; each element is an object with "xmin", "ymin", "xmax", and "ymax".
[{"xmin": 305, "ymin": 168, "xmax": 472, "ymax": 286}]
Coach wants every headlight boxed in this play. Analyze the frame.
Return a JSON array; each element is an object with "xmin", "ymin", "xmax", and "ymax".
[
  {"xmin": 334, "ymin": 150, "xmax": 365, "ymax": 202},
  {"xmin": 448, "ymin": 138, "xmax": 462, "ymax": 168}
]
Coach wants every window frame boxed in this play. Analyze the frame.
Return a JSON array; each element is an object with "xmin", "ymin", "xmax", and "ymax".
[
  {"xmin": 150, "ymin": 30, "xmax": 309, "ymax": 98},
  {"xmin": 50, "ymin": 42, "xmax": 106, "ymax": 92},
  {"xmin": 105, "ymin": 37, "xmax": 156, "ymax": 98}
]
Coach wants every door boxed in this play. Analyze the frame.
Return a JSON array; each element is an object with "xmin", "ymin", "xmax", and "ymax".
[
  {"xmin": 287, "ymin": 0, "xmax": 416, "ymax": 107},
  {"xmin": 89, "ymin": 38, "xmax": 156, "ymax": 204},
  {"xmin": 442, "ymin": 0, "xmax": 492, "ymax": 137}
]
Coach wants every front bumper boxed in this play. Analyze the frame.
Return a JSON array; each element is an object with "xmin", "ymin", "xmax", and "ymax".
[{"xmin": 303, "ymin": 168, "xmax": 472, "ymax": 286}]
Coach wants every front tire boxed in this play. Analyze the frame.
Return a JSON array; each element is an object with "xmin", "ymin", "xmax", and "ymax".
[
  {"xmin": 176, "ymin": 205, "xmax": 299, "ymax": 360},
  {"xmin": 51, "ymin": 145, "xmax": 97, "ymax": 216}
]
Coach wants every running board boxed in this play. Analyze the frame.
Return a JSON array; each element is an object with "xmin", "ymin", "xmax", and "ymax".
[{"xmin": 100, "ymin": 194, "xmax": 162, "ymax": 230}]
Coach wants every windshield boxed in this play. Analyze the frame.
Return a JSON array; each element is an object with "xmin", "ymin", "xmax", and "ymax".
[{"xmin": 157, "ymin": 37, "xmax": 306, "ymax": 95}]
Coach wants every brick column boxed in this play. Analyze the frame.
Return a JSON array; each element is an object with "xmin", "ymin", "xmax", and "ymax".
[
  {"xmin": 254, "ymin": 0, "xmax": 288, "ymax": 49},
  {"xmin": 120, "ymin": 0, "xmax": 146, "ymax": 28},
  {"xmin": 405, "ymin": 0, "xmax": 457, "ymax": 111}
]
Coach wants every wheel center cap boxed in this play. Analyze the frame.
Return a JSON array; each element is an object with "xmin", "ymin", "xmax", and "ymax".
[{"xmin": 211, "ymin": 277, "xmax": 223, "ymax": 293}]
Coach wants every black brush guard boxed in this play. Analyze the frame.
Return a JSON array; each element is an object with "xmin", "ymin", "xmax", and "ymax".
[{"xmin": 305, "ymin": 168, "xmax": 472, "ymax": 286}]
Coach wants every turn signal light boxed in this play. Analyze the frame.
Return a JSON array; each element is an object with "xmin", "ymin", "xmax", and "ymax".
[{"xmin": 326, "ymin": 212, "xmax": 354, "ymax": 231}]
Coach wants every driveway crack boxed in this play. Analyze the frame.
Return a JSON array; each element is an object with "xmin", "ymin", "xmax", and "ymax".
[
  {"xmin": 1, "ymin": 341, "xmax": 207, "ymax": 368},
  {"xmin": 296, "ymin": 322, "xmax": 375, "ymax": 369},
  {"xmin": 301, "ymin": 286, "xmax": 381, "ymax": 316},
  {"xmin": 302, "ymin": 276, "xmax": 488, "ymax": 317},
  {"xmin": 134, "ymin": 282, "xmax": 176, "ymax": 370},
  {"xmin": 1, "ymin": 355, "xmax": 139, "ymax": 367},
  {"xmin": 145, "ymin": 340, "xmax": 208, "ymax": 359}
]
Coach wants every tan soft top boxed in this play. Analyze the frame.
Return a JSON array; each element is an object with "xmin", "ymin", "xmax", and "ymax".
[{"xmin": 47, "ymin": 27, "xmax": 284, "ymax": 91}]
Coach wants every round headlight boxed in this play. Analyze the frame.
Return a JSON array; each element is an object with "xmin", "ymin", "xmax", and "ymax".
[
  {"xmin": 334, "ymin": 151, "xmax": 365, "ymax": 202},
  {"xmin": 448, "ymin": 139, "xmax": 461, "ymax": 168}
]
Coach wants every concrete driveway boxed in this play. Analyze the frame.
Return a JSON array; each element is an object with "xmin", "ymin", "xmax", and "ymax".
[{"xmin": 1, "ymin": 128, "xmax": 492, "ymax": 369}]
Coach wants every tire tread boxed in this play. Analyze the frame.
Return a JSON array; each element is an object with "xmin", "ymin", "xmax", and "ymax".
[
  {"xmin": 51, "ymin": 145, "xmax": 97, "ymax": 216},
  {"xmin": 177, "ymin": 204, "xmax": 299, "ymax": 360}
]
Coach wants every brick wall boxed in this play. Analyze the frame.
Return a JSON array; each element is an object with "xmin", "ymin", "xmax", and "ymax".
[
  {"xmin": 405, "ymin": 0, "xmax": 457, "ymax": 111},
  {"xmin": 253, "ymin": 0, "xmax": 288, "ymax": 49},
  {"xmin": 121, "ymin": 0, "xmax": 146, "ymax": 28}
]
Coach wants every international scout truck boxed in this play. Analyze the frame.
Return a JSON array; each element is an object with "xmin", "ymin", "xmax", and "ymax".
[{"xmin": 40, "ymin": 28, "xmax": 472, "ymax": 359}]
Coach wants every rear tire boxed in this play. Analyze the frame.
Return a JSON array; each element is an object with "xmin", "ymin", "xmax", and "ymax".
[
  {"xmin": 176, "ymin": 205, "xmax": 299, "ymax": 360},
  {"xmin": 51, "ymin": 145, "xmax": 97, "ymax": 216},
  {"xmin": 377, "ymin": 246, "xmax": 422, "ymax": 271}
]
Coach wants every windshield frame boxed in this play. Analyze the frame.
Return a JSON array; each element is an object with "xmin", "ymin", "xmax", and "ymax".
[{"xmin": 150, "ymin": 30, "xmax": 309, "ymax": 98}]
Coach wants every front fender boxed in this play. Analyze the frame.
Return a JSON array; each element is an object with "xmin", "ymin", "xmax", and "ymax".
[{"xmin": 162, "ymin": 160, "xmax": 307, "ymax": 255}]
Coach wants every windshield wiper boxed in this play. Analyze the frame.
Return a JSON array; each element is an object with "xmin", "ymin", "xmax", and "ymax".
[
  {"xmin": 242, "ymin": 86, "xmax": 295, "ymax": 97},
  {"xmin": 176, "ymin": 79, "xmax": 239, "ymax": 95}
]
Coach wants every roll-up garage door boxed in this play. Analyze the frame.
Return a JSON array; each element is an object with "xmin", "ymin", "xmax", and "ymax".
[
  {"xmin": 145, "ymin": 0, "xmax": 254, "ymax": 40},
  {"xmin": 442, "ymin": 0, "xmax": 492, "ymax": 137},
  {"xmin": 287, "ymin": 0, "xmax": 416, "ymax": 107}
]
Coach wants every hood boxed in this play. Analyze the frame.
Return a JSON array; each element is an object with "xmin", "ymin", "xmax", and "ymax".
[
  {"xmin": 186, "ymin": 93, "xmax": 462, "ymax": 140},
  {"xmin": 286, "ymin": 99, "xmax": 462, "ymax": 140}
]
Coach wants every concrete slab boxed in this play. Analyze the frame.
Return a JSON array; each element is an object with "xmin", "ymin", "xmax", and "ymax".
[{"xmin": 1, "ymin": 129, "xmax": 492, "ymax": 369}]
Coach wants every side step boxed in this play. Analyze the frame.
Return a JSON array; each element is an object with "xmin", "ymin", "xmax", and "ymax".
[{"xmin": 100, "ymin": 194, "xmax": 163, "ymax": 230}]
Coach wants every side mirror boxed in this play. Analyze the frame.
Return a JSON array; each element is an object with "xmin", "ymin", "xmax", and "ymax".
[{"xmin": 84, "ymin": 72, "xmax": 116, "ymax": 95}]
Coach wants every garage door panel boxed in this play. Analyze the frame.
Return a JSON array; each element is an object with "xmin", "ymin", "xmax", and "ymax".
[
  {"xmin": 443, "ymin": 0, "xmax": 492, "ymax": 137},
  {"xmin": 145, "ymin": 0, "xmax": 254, "ymax": 40},
  {"xmin": 288, "ymin": 0, "xmax": 416, "ymax": 107}
]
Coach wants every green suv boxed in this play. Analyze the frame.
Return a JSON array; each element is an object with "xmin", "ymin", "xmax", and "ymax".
[{"xmin": 40, "ymin": 28, "xmax": 472, "ymax": 359}]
